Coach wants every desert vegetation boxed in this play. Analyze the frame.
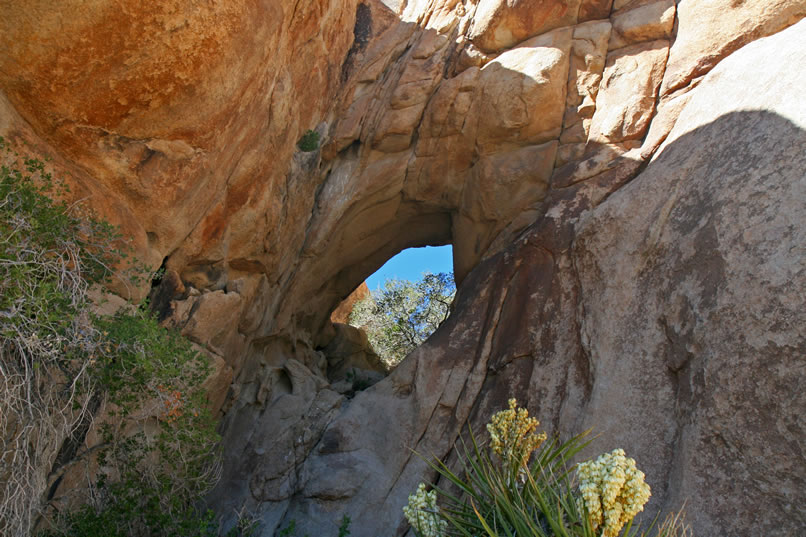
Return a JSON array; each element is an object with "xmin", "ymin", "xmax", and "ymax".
[
  {"xmin": 403, "ymin": 400, "xmax": 690, "ymax": 537},
  {"xmin": 0, "ymin": 140, "xmax": 225, "ymax": 536}
]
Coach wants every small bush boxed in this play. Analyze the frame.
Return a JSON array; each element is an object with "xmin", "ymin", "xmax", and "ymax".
[
  {"xmin": 55, "ymin": 309, "xmax": 222, "ymax": 537},
  {"xmin": 297, "ymin": 130, "xmax": 320, "ymax": 152},
  {"xmin": 275, "ymin": 514, "xmax": 351, "ymax": 537}
]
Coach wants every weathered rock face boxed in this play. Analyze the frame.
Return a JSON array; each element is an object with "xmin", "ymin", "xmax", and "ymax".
[
  {"xmin": 1, "ymin": 1, "xmax": 804, "ymax": 536},
  {"xmin": 0, "ymin": 0, "xmax": 360, "ymax": 300}
]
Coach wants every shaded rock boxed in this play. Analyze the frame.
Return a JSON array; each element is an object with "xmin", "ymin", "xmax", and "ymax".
[
  {"xmin": 555, "ymin": 142, "xmax": 587, "ymax": 167},
  {"xmin": 180, "ymin": 260, "xmax": 228, "ymax": 291},
  {"xmin": 0, "ymin": 0, "xmax": 359, "ymax": 302},
  {"xmin": 147, "ymin": 269, "xmax": 186, "ymax": 322},
  {"xmin": 572, "ymin": 20, "xmax": 806, "ymax": 534},
  {"xmin": 374, "ymin": 49, "xmax": 445, "ymax": 152},
  {"xmin": 330, "ymin": 282, "xmax": 371, "ymax": 324},
  {"xmin": 579, "ymin": 0, "xmax": 614, "ymax": 21},
  {"xmin": 462, "ymin": 142, "xmax": 557, "ymax": 222},
  {"xmin": 321, "ymin": 322, "xmax": 387, "ymax": 384},
  {"xmin": 551, "ymin": 141, "xmax": 642, "ymax": 188},
  {"xmin": 197, "ymin": 345, "xmax": 235, "ymax": 416},
  {"xmin": 273, "ymin": 17, "xmax": 806, "ymax": 537},
  {"xmin": 454, "ymin": 141, "xmax": 557, "ymax": 280},
  {"xmin": 373, "ymin": 106, "xmax": 427, "ymax": 152},
  {"xmin": 1, "ymin": 2, "xmax": 805, "ymax": 536},
  {"xmin": 451, "ymin": 39, "xmax": 491, "ymax": 74},
  {"xmin": 562, "ymin": 20, "xmax": 612, "ymax": 141},
  {"xmin": 179, "ymin": 290, "xmax": 243, "ymax": 355}
]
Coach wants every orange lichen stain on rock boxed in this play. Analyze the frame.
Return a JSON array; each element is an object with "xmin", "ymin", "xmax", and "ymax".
[
  {"xmin": 200, "ymin": 201, "xmax": 228, "ymax": 247},
  {"xmin": 5, "ymin": 1, "xmax": 246, "ymax": 132},
  {"xmin": 225, "ymin": 178, "xmax": 258, "ymax": 215}
]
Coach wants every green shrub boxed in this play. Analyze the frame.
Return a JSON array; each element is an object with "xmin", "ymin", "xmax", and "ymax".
[
  {"xmin": 0, "ymin": 141, "xmax": 122, "ymax": 535},
  {"xmin": 297, "ymin": 129, "xmax": 320, "ymax": 152},
  {"xmin": 275, "ymin": 514, "xmax": 351, "ymax": 537},
  {"xmin": 0, "ymin": 140, "xmax": 222, "ymax": 536},
  {"xmin": 405, "ymin": 399, "xmax": 690, "ymax": 537},
  {"xmin": 58, "ymin": 309, "xmax": 222, "ymax": 537},
  {"xmin": 32, "ymin": 307, "xmax": 223, "ymax": 537}
]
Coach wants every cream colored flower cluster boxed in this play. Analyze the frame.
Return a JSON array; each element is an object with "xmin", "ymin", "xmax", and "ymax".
[
  {"xmin": 487, "ymin": 398, "xmax": 547, "ymax": 467},
  {"xmin": 576, "ymin": 449, "xmax": 651, "ymax": 537},
  {"xmin": 403, "ymin": 483, "xmax": 448, "ymax": 537}
]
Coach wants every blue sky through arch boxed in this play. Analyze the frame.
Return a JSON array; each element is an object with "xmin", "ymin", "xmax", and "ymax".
[{"xmin": 366, "ymin": 245, "xmax": 453, "ymax": 291}]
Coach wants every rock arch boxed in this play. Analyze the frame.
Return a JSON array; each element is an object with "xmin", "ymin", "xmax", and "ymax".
[{"xmin": 0, "ymin": 1, "xmax": 804, "ymax": 536}]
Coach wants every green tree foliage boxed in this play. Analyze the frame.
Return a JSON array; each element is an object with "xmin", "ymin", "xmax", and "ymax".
[
  {"xmin": 349, "ymin": 272, "xmax": 455, "ymax": 368},
  {"xmin": 50, "ymin": 309, "xmax": 223, "ymax": 537}
]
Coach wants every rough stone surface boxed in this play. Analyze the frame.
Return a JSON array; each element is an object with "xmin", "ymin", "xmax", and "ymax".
[
  {"xmin": 199, "ymin": 346, "xmax": 235, "ymax": 416},
  {"xmin": 608, "ymin": 0, "xmax": 675, "ymax": 50},
  {"xmin": 475, "ymin": 28, "xmax": 572, "ymax": 152},
  {"xmin": 273, "ymin": 18, "xmax": 806, "ymax": 537},
  {"xmin": 587, "ymin": 39, "xmax": 669, "ymax": 143},
  {"xmin": 469, "ymin": 0, "xmax": 580, "ymax": 52},
  {"xmin": 562, "ymin": 20, "xmax": 612, "ymax": 142},
  {"xmin": 570, "ymin": 24, "xmax": 806, "ymax": 533},
  {"xmin": 579, "ymin": 0, "xmax": 614, "ymax": 21},
  {"xmin": 660, "ymin": 0, "xmax": 806, "ymax": 95},
  {"xmin": 175, "ymin": 290, "xmax": 243, "ymax": 356},
  {"xmin": 0, "ymin": 0, "xmax": 360, "ymax": 300},
  {"xmin": 1, "ymin": 1, "xmax": 804, "ymax": 536},
  {"xmin": 321, "ymin": 322, "xmax": 387, "ymax": 390}
]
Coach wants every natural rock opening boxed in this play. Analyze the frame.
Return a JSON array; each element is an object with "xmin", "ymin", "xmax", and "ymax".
[
  {"xmin": 365, "ymin": 245, "xmax": 453, "ymax": 290},
  {"xmin": 344, "ymin": 245, "xmax": 455, "ymax": 368},
  {"xmin": 319, "ymin": 243, "xmax": 455, "ymax": 394}
]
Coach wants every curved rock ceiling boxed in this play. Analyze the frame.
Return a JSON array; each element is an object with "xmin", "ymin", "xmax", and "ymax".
[{"xmin": 1, "ymin": 1, "xmax": 805, "ymax": 536}]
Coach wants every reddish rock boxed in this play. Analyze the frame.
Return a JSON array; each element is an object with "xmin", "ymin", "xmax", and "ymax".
[{"xmin": 330, "ymin": 282, "xmax": 371, "ymax": 324}]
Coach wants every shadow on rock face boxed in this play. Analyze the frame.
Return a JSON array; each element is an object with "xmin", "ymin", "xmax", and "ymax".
[{"xmin": 210, "ymin": 107, "xmax": 805, "ymax": 537}]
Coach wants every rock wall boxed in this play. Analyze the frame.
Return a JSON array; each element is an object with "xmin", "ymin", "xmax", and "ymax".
[{"xmin": 1, "ymin": 1, "xmax": 804, "ymax": 536}]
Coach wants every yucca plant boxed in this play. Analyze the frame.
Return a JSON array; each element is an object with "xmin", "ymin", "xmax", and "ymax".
[{"xmin": 404, "ymin": 400, "xmax": 690, "ymax": 537}]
